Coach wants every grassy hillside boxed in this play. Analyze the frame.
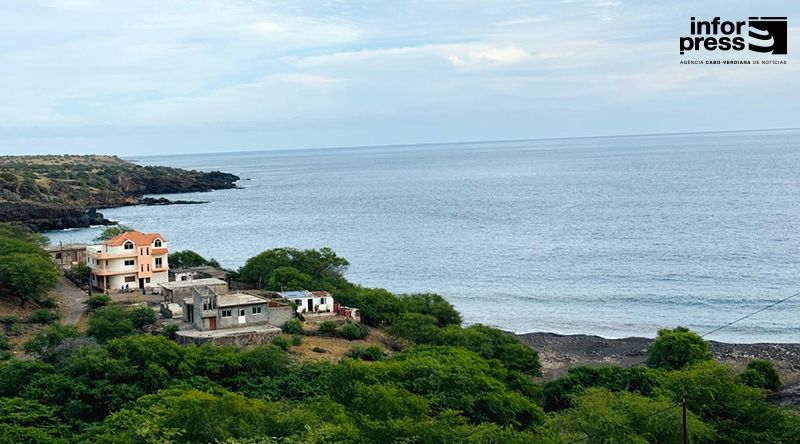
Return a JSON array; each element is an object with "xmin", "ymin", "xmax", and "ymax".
[{"xmin": 0, "ymin": 155, "xmax": 239, "ymax": 231}]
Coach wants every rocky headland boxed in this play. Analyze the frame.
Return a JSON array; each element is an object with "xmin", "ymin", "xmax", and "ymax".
[{"xmin": 0, "ymin": 155, "xmax": 239, "ymax": 231}]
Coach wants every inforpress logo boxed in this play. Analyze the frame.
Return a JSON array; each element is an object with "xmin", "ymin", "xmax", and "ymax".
[
  {"xmin": 748, "ymin": 17, "xmax": 788, "ymax": 54},
  {"xmin": 679, "ymin": 16, "xmax": 788, "ymax": 55}
]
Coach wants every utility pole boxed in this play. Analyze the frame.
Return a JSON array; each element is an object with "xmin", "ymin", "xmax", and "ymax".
[{"xmin": 682, "ymin": 395, "xmax": 688, "ymax": 444}]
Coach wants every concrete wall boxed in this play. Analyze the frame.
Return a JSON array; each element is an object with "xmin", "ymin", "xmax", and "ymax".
[
  {"xmin": 217, "ymin": 303, "xmax": 269, "ymax": 329},
  {"xmin": 267, "ymin": 305, "xmax": 293, "ymax": 327},
  {"xmin": 167, "ymin": 283, "xmax": 228, "ymax": 301},
  {"xmin": 291, "ymin": 296, "xmax": 335, "ymax": 314}
]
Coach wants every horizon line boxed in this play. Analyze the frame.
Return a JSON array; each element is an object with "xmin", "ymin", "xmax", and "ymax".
[{"xmin": 134, "ymin": 126, "xmax": 800, "ymax": 159}]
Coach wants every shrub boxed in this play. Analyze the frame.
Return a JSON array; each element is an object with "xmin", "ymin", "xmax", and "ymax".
[
  {"xmin": 647, "ymin": 327, "xmax": 712, "ymax": 370},
  {"xmin": 338, "ymin": 322, "xmax": 366, "ymax": 340},
  {"xmin": 129, "ymin": 306, "xmax": 156, "ymax": 329},
  {"xmin": 282, "ymin": 318, "xmax": 304, "ymax": 335},
  {"xmin": 739, "ymin": 359, "xmax": 781, "ymax": 392},
  {"xmin": 318, "ymin": 321, "xmax": 338, "ymax": 336},
  {"xmin": 0, "ymin": 335, "xmax": 10, "ymax": 361},
  {"xmin": 85, "ymin": 294, "xmax": 112, "ymax": 311},
  {"xmin": 161, "ymin": 324, "xmax": 180, "ymax": 340},
  {"xmin": 27, "ymin": 309, "xmax": 59, "ymax": 324},
  {"xmin": 22, "ymin": 323, "xmax": 81, "ymax": 360},
  {"xmin": 271, "ymin": 335, "xmax": 292, "ymax": 351},
  {"xmin": 0, "ymin": 316, "xmax": 18, "ymax": 334},
  {"xmin": 87, "ymin": 307, "xmax": 135, "ymax": 342},
  {"xmin": 291, "ymin": 335, "xmax": 303, "ymax": 346},
  {"xmin": 345, "ymin": 345, "xmax": 385, "ymax": 361}
]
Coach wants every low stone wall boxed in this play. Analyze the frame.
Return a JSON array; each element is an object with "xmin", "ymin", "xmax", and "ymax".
[{"xmin": 175, "ymin": 326, "xmax": 281, "ymax": 346}]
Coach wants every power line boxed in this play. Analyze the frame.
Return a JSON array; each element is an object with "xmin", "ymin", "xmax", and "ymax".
[
  {"xmin": 560, "ymin": 288, "xmax": 800, "ymax": 443},
  {"xmin": 699, "ymin": 290, "xmax": 800, "ymax": 338}
]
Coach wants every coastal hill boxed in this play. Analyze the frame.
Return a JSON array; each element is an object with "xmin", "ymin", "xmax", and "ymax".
[{"xmin": 0, "ymin": 155, "xmax": 239, "ymax": 231}]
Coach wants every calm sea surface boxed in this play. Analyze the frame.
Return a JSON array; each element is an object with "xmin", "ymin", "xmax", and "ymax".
[{"xmin": 47, "ymin": 130, "xmax": 800, "ymax": 342}]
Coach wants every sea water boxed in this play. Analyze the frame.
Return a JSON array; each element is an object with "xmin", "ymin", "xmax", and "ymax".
[{"xmin": 47, "ymin": 130, "xmax": 800, "ymax": 342}]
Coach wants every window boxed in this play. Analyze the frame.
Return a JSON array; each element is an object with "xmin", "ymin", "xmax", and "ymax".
[
  {"xmin": 145, "ymin": 278, "xmax": 150, "ymax": 283},
  {"xmin": 239, "ymin": 309, "xmax": 246, "ymax": 317},
  {"xmin": 221, "ymin": 309, "xmax": 232, "ymax": 318},
  {"xmin": 155, "ymin": 257, "xmax": 163, "ymax": 268},
  {"xmin": 320, "ymin": 297, "xmax": 326, "ymax": 304},
  {"xmin": 154, "ymin": 239, "xmax": 162, "ymax": 247},
  {"xmin": 252, "ymin": 306, "xmax": 262, "ymax": 315},
  {"xmin": 181, "ymin": 276, "xmax": 188, "ymax": 281},
  {"xmin": 124, "ymin": 259, "xmax": 135, "ymax": 266},
  {"xmin": 294, "ymin": 299, "xmax": 301, "ymax": 306},
  {"xmin": 55, "ymin": 253, "xmax": 62, "ymax": 259},
  {"xmin": 124, "ymin": 241, "xmax": 134, "ymax": 250},
  {"xmin": 146, "ymin": 247, "xmax": 150, "ymax": 255},
  {"xmin": 124, "ymin": 276, "xmax": 136, "ymax": 283}
]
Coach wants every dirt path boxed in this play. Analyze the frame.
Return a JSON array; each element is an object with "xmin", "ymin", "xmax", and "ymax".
[{"xmin": 55, "ymin": 276, "xmax": 87, "ymax": 326}]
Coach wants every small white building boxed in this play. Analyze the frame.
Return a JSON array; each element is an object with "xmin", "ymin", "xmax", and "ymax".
[{"xmin": 278, "ymin": 290, "xmax": 335, "ymax": 314}]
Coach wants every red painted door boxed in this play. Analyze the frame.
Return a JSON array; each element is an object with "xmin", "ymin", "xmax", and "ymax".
[{"xmin": 209, "ymin": 317, "xmax": 216, "ymax": 331}]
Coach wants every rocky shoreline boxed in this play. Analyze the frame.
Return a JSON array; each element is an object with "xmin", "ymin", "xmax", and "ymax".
[
  {"xmin": 517, "ymin": 331, "xmax": 800, "ymax": 404},
  {"xmin": 0, "ymin": 155, "xmax": 239, "ymax": 231}
]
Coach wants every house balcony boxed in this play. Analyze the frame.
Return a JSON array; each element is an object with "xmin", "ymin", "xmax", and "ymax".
[
  {"xmin": 92, "ymin": 251, "xmax": 137, "ymax": 260},
  {"xmin": 93, "ymin": 267, "xmax": 136, "ymax": 277}
]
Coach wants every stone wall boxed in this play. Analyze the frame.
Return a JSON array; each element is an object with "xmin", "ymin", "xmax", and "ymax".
[{"xmin": 175, "ymin": 327, "xmax": 281, "ymax": 346}]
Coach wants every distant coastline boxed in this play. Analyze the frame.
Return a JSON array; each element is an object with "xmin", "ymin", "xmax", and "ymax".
[{"xmin": 0, "ymin": 155, "xmax": 240, "ymax": 231}]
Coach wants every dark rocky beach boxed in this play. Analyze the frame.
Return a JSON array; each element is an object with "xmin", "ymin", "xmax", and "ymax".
[{"xmin": 518, "ymin": 332, "xmax": 800, "ymax": 404}]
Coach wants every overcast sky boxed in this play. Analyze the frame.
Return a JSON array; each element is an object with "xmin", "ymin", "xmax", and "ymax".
[{"xmin": 0, "ymin": 0, "xmax": 797, "ymax": 156}]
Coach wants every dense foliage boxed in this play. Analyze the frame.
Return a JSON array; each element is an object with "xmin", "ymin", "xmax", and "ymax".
[
  {"xmin": 646, "ymin": 327, "xmax": 713, "ymax": 370},
  {"xmin": 0, "ymin": 222, "xmax": 58, "ymax": 307},
  {"xmin": 0, "ymin": 246, "xmax": 797, "ymax": 442},
  {"xmin": 168, "ymin": 250, "xmax": 221, "ymax": 269}
]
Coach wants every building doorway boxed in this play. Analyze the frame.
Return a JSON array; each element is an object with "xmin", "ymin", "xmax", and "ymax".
[
  {"xmin": 307, "ymin": 299, "xmax": 314, "ymax": 312},
  {"xmin": 209, "ymin": 317, "xmax": 216, "ymax": 330},
  {"xmin": 139, "ymin": 278, "xmax": 145, "ymax": 289}
]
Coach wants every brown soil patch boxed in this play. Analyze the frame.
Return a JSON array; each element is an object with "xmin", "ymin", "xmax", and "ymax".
[{"xmin": 289, "ymin": 326, "xmax": 389, "ymax": 363}]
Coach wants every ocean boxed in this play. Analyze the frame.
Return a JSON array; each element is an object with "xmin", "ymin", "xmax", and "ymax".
[{"xmin": 47, "ymin": 130, "xmax": 800, "ymax": 343}]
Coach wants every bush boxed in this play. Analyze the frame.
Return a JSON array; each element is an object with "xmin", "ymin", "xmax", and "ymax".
[
  {"xmin": 647, "ymin": 326, "xmax": 712, "ymax": 370},
  {"xmin": 0, "ymin": 335, "xmax": 10, "ymax": 361},
  {"xmin": 22, "ymin": 323, "xmax": 81, "ymax": 360},
  {"xmin": 338, "ymin": 322, "xmax": 366, "ymax": 340},
  {"xmin": 87, "ymin": 307, "xmax": 135, "ymax": 342},
  {"xmin": 85, "ymin": 294, "xmax": 112, "ymax": 311},
  {"xmin": 161, "ymin": 324, "xmax": 179, "ymax": 340},
  {"xmin": 129, "ymin": 306, "xmax": 156, "ymax": 329},
  {"xmin": 282, "ymin": 318, "xmax": 304, "ymax": 335},
  {"xmin": 27, "ymin": 309, "xmax": 59, "ymax": 324},
  {"xmin": 318, "ymin": 321, "xmax": 338, "ymax": 337},
  {"xmin": 345, "ymin": 345, "xmax": 385, "ymax": 361},
  {"xmin": 739, "ymin": 359, "xmax": 781, "ymax": 392},
  {"xmin": 0, "ymin": 316, "xmax": 18, "ymax": 334},
  {"xmin": 291, "ymin": 335, "xmax": 303, "ymax": 346},
  {"xmin": 271, "ymin": 335, "xmax": 292, "ymax": 351}
]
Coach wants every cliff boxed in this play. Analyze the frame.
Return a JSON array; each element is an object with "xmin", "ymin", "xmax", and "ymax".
[{"xmin": 0, "ymin": 155, "xmax": 239, "ymax": 231}]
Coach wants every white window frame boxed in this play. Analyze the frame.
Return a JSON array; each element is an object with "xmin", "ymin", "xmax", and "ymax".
[
  {"xmin": 252, "ymin": 306, "xmax": 262, "ymax": 315},
  {"xmin": 221, "ymin": 309, "xmax": 232, "ymax": 318},
  {"xmin": 124, "ymin": 259, "xmax": 135, "ymax": 266},
  {"xmin": 154, "ymin": 239, "xmax": 162, "ymax": 247},
  {"xmin": 155, "ymin": 257, "xmax": 163, "ymax": 267},
  {"xmin": 123, "ymin": 241, "xmax": 134, "ymax": 250}
]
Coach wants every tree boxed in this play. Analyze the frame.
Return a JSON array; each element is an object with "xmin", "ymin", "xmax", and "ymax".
[
  {"xmin": 647, "ymin": 327, "xmax": 712, "ymax": 370},
  {"xmin": 267, "ymin": 266, "xmax": 313, "ymax": 291},
  {"xmin": 67, "ymin": 263, "xmax": 92, "ymax": 287},
  {"xmin": 169, "ymin": 250, "xmax": 214, "ymax": 268},
  {"xmin": 129, "ymin": 307, "xmax": 156, "ymax": 329},
  {"xmin": 94, "ymin": 225, "xmax": 135, "ymax": 241},
  {"xmin": 0, "ymin": 253, "xmax": 59, "ymax": 306},
  {"xmin": 738, "ymin": 359, "xmax": 781, "ymax": 392},
  {"xmin": 87, "ymin": 307, "xmax": 136, "ymax": 342}
]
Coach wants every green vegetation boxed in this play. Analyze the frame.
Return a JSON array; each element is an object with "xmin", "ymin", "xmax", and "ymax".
[
  {"xmin": 646, "ymin": 326, "xmax": 713, "ymax": 370},
  {"xmin": 168, "ymin": 250, "xmax": 221, "ymax": 269},
  {"xmin": 94, "ymin": 225, "xmax": 135, "ymax": 241},
  {"xmin": 0, "ymin": 223, "xmax": 58, "ymax": 307},
  {"xmin": 84, "ymin": 294, "xmax": 112, "ymax": 311},
  {"xmin": 0, "ymin": 246, "xmax": 796, "ymax": 442}
]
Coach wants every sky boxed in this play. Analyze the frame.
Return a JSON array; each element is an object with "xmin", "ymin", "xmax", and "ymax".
[{"xmin": 0, "ymin": 0, "xmax": 797, "ymax": 156}]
